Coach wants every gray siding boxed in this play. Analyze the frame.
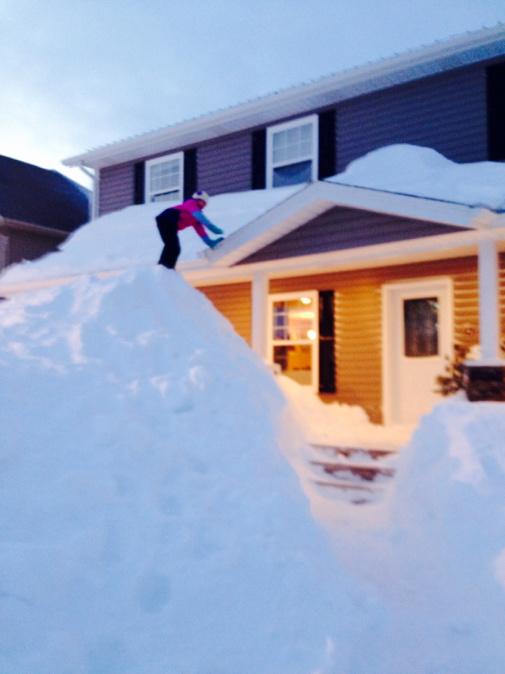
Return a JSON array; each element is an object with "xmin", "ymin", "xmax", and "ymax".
[
  {"xmin": 197, "ymin": 133, "xmax": 252, "ymax": 195},
  {"xmin": 97, "ymin": 64, "xmax": 492, "ymax": 215},
  {"xmin": 99, "ymin": 162, "xmax": 135, "ymax": 215},
  {"xmin": 336, "ymin": 66, "xmax": 488, "ymax": 172},
  {"xmin": 238, "ymin": 206, "xmax": 465, "ymax": 264}
]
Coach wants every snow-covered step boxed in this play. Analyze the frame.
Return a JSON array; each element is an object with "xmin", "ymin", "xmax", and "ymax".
[
  {"xmin": 310, "ymin": 443, "xmax": 396, "ymax": 461},
  {"xmin": 309, "ymin": 459, "xmax": 395, "ymax": 481},
  {"xmin": 308, "ymin": 443, "xmax": 398, "ymax": 504}
]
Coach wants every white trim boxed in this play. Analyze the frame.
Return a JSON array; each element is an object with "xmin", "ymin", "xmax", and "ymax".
[
  {"xmin": 267, "ymin": 290, "xmax": 319, "ymax": 390},
  {"xmin": 382, "ymin": 277, "xmax": 453, "ymax": 425},
  {"xmin": 477, "ymin": 236, "xmax": 501, "ymax": 362},
  {"xmin": 251, "ymin": 271, "xmax": 269, "ymax": 359},
  {"xmin": 144, "ymin": 152, "xmax": 184, "ymax": 203},
  {"xmin": 266, "ymin": 114, "xmax": 318, "ymax": 189}
]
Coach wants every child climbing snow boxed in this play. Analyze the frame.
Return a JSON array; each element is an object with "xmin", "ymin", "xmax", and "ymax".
[{"xmin": 155, "ymin": 190, "xmax": 224, "ymax": 269}]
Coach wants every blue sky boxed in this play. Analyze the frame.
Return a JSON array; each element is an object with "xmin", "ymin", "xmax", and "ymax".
[{"xmin": 2, "ymin": 0, "xmax": 505, "ymax": 187}]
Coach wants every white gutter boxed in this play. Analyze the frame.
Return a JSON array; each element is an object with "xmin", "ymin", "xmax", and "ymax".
[{"xmin": 78, "ymin": 165, "xmax": 98, "ymax": 219}]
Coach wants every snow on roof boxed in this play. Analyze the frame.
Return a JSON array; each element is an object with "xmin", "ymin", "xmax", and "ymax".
[
  {"xmin": 0, "ymin": 185, "xmax": 303, "ymax": 286},
  {"xmin": 64, "ymin": 24, "xmax": 505, "ymax": 169},
  {"xmin": 4, "ymin": 144, "xmax": 505, "ymax": 292},
  {"xmin": 328, "ymin": 144, "xmax": 505, "ymax": 212}
]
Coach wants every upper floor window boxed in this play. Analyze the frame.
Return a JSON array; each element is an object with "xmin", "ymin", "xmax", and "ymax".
[
  {"xmin": 266, "ymin": 115, "xmax": 318, "ymax": 189},
  {"xmin": 145, "ymin": 152, "xmax": 184, "ymax": 203}
]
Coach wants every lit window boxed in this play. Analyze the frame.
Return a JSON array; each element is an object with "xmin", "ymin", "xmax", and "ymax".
[
  {"xmin": 269, "ymin": 292, "xmax": 319, "ymax": 388},
  {"xmin": 145, "ymin": 152, "xmax": 183, "ymax": 203},
  {"xmin": 266, "ymin": 115, "xmax": 318, "ymax": 189}
]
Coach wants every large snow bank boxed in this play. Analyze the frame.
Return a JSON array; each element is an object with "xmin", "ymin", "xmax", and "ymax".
[
  {"xmin": 0, "ymin": 185, "xmax": 302, "ymax": 286},
  {"xmin": 330, "ymin": 144, "xmax": 505, "ymax": 211},
  {"xmin": 328, "ymin": 400, "xmax": 505, "ymax": 674},
  {"xmin": 0, "ymin": 267, "xmax": 372, "ymax": 674}
]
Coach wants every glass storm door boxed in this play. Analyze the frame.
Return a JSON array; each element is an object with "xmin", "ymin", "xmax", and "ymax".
[
  {"xmin": 384, "ymin": 279, "xmax": 452, "ymax": 425},
  {"xmin": 268, "ymin": 291, "xmax": 319, "ymax": 388}
]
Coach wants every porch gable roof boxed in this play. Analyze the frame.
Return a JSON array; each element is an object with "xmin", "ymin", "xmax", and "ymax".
[{"xmin": 205, "ymin": 180, "xmax": 486, "ymax": 268}]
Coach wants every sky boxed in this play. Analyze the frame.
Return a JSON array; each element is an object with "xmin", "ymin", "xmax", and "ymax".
[{"xmin": 2, "ymin": 0, "xmax": 505, "ymax": 189}]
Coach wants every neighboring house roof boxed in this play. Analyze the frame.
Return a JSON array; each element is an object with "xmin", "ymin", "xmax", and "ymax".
[
  {"xmin": 63, "ymin": 24, "xmax": 505, "ymax": 169},
  {"xmin": 0, "ymin": 155, "xmax": 90, "ymax": 232}
]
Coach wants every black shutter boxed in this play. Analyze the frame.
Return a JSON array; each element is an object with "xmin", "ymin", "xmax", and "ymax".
[
  {"xmin": 487, "ymin": 63, "xmax": 505, "ymax": 161},
  {"xmin": 183, "ymin": 149, "xmax": 198, "ymax": 199},
  {"xmin": 134, "ymin": 161, "xmax": 145, "ymax": 204},
  {"xmin": 252, "ymin": 129, "xmax": 266, "ymax": 189},
  {"xmin": 318, "ymin": 109, "xmax": 337, "ymax": 179},
  {"xmin": 318, "ymin": 290, "xmax": 336, "ymax": 393}
]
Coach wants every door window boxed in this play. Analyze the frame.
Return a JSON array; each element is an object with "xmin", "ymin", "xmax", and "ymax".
[{"xmin": 403, "ymin": 297, "xmax": 439, "ymax": 357}]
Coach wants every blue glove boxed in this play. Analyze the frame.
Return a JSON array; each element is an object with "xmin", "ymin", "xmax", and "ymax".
[
  {"xmin": 202, "ymin": 235, "xmax": 224, "ymax": 249},
  {"xmin": 207, "ymin": 236, "xmax": 224, "ymax": 249}
]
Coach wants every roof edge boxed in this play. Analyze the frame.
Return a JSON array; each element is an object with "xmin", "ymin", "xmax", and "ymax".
[{"xmin": 63, "ymin": 24, "xmax": 505, "ymax": 169}]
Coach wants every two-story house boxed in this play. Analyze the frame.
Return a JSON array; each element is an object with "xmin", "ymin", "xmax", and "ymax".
[
  {"xmin": 0, "ymin": 155, "xmax": 89, "ymax": 272},
  {"xmin": 60, "ymin": 25, "xmax": 505, "ymax": 425}
]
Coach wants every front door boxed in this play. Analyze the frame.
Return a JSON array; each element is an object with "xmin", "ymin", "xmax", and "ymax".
[{"xmin": 383, "ymin": 279, "xmax": 453, "ymax": 425}]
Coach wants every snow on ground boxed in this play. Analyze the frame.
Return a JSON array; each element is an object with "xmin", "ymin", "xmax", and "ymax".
[
  {"xmin": 277, "ymin": 375, "xmax": 413, "ymax": 451},
  {"xmin": 310, "ymin": 398, "xmax": 505, "ymax": 674},
  {"xmin": 0, "ymin": 184, "xmax": 303, "ymax": 286},
  {"xmin": 329, "ymin": 143, "xmax": 505, "ymax": 211},
  {"xmin": 0, "ymin": 267, "xmax": 376, "ymax": 674},
  {"xmin": 3, "ymin": 144, "xmax": 505, "ymax": 672}
]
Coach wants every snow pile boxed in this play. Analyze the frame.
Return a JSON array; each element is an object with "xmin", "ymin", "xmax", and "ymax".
[
  {"xmin": 278, "ymin": 375, "xmax": 412, "ymax": 451},
  {"xmin": 0, "ymin": 185, "xmax": 302, "ymax": 286},
  {"xmin": 330, "ymin": 144, "xmax": 505, "ymax": 210},
  {"xmin": 334, "ymin": 400, "xmax": 505, "ymax": 674},
  {"xmin": 0, "ymin": 267, "xmax": 373, "ymax": 674}
]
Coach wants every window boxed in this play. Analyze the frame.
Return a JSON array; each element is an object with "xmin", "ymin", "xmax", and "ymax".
[
  {"xmin": 145, "ymin": 152, "xmax": 184, "ymax": 203},
  {"xmin": 269, "ymin": 291, "xmax": 319, "ymax": 388},
  {"xmin": 403, "ymin": 297, "xmax": 439, "ymax": 357},
  {"xmin": 266, "ymin": 115, "xmax": 318, "ymax": 189}
]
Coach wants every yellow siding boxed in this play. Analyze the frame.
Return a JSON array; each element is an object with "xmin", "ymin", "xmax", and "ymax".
[
  {"xmin": 270, "ymin": 255, "xmax": 503, "ymax": 423},
  {"xmin": 197, "ymin": 255, "xmax": 505, "ymax": 424},
  {"xmin": 197, "ymin": 282, "xmax": 252, "ymax": 344}
]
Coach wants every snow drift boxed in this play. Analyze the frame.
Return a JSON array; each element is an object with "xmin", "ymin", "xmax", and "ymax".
[
  {"xmin": 330, "ymin": 143, "xmax": 505, "ymax": 211},
  {"xmin": 0, "ymin": 184, "xmax": 303, "ymax": 286},
  {"xmin": 0, "ymin": 267, "xmax": 371, "ymax": 674},
  {"xmin": 376, "ymin": 400, "xmax": 505, "ymax": 674},
  {"xmin": 324, "ymin": 400, "xmax": 505, "ymax": 674}
]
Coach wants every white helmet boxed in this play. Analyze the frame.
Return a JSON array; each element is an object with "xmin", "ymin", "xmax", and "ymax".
[{"xmin": 192, "ymin": 190, "xmax": 209, "ymax": 205}]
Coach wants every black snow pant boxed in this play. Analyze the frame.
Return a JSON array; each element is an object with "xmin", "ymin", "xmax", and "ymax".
[{"xmin": 156, "ymin": 208, "xmax": 181, "ymax": 269}]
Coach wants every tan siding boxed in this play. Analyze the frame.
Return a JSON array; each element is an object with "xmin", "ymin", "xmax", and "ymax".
[
  {"xmin": 270, "ymin": 255, "xmax": 500, "ymax": 423},
  {"xmin": 197, "ymin": 283, "xmax": 252, "ymax": 344}
]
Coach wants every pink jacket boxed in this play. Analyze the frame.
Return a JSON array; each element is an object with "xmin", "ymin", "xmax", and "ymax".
[{"xmin": 173, "ymin": 199, "xmax": 206, "ymax": 238}]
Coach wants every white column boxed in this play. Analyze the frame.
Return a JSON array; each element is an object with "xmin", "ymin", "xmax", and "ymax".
[
  {"xmin": 251, "ymin": 271, "xmax": 269, "ymax": 360},
  {"xmin": 478, "ymin": 235, "xmax": 501, "ymax": 363}
]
